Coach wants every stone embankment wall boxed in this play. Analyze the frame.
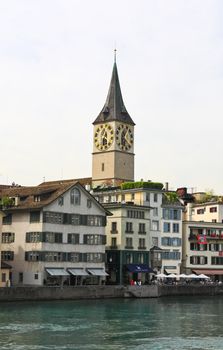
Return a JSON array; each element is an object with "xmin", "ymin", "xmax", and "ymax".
[{"xmin": 0, "ymin": 284, "xmax": 223, "ymax": 301}]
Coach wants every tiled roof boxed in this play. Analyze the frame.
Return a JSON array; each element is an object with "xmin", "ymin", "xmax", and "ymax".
[
  {"xmin": 38, "ymin": 177, "xmax": 92, "ymax": 187},
  {"xmin": 0, "ymin": 182, "xmax": 78, "ymax": 210}
]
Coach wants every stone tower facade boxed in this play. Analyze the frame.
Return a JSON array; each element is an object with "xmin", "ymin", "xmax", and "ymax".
[{"xmin": 92, "ymin": 59, "xmax": 135, "ymax": 187}]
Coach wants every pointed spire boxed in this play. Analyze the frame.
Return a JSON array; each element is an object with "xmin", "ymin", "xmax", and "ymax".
[{"xmin": 93, "ymin": 55, "xmax": 135, "ymax": 126}]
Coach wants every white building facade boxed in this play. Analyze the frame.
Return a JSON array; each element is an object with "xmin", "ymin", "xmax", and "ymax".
[{"xmin": 1, "ymin": 182, "xmax": 108, "ymax": 286}]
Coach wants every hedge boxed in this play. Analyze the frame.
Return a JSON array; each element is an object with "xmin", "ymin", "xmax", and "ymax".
[{"xmin": 121, "ymin": 181, "xmax": 163, "ymax": 190}]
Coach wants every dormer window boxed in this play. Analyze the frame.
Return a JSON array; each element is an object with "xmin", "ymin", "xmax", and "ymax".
[
  {"xmin": 70, "ymin": 188, "xmax": 81, "ymax": 205},
  {"xmin": 34, "ymin": 195, "xmax": 41, "ymax": 202}
]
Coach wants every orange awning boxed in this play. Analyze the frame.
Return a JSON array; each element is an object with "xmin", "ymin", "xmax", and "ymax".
[{"xmin": 193, "ymin": 269, "xmax": 223, "ymax": 276}]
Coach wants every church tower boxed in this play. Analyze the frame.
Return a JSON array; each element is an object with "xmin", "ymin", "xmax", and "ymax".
[{"xmin": 92, "ymin": 55, "xmax": 135, "ymax": 187}]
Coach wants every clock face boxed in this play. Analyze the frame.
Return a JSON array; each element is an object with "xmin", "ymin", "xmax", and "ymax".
[
  {"xmin": 94, "ymin": 124, "xmax": 114, "ymax": 151},
  {"xmin": 116, "ymin": 124, "xmax": 134, "ymax": 151}
]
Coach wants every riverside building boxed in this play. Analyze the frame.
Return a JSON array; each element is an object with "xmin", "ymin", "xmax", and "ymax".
[
  {"xmin": 181, "ymin": 189, "xmax": 223, "ymax": 281},
  {"xmin": 0, "ymin": 181, "xmax": 109, "ymax": 286}
]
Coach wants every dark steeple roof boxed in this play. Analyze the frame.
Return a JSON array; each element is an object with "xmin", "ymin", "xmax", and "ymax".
[{"xmin": 93, "ymin": 60, "xmax": 135, "ymax": 126}]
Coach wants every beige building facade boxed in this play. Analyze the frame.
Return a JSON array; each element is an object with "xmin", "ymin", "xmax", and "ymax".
[{"xmin": 182, "ymin": 201, "xmax": 223, "ymax": 280}]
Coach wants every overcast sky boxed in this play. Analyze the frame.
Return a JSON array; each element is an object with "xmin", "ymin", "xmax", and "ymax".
[{"xmin": 1, "ymin": 0, "xmax": 223, "ymax": 193}]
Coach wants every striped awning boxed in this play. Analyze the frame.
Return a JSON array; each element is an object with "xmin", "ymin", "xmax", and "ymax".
[
  {"xmin": 46, "ymin": 268, "xmax": 69, "ymax": 276},
  {"xmin": 87, "ymin": 268, "xmax": 109, "ymax": 276},
  {"xmin": 67, "ymin": 268, "xmax": 89, "ymax": 276}
]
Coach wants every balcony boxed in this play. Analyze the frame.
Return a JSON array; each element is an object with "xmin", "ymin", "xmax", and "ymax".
[
  {"xmin": 110, "ymin": 230, "xmax": 118, "ymax": 234},
  {"xmin": 125, "ymin": 231, "xmax": 134, "ymax": 234},
  {"xmin": 138, "ymin": 246, "xmax": 147, "ymax": 250},
  {"xmin": 125, "ymin": 246, "xmax": 134, "ymax": 249},
  {"xmin": 189, "ymin": 233, "xmax": 223, "ymax": 241},
  {"xmin": 138, "ymin": 231, "xmax": 146, "ymax": 235}
]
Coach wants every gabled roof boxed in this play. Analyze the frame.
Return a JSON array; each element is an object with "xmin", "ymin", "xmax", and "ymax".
[
  {"xmin": 93, "ymin": 62, "xmax": 135, "ymax": 126},
  {"xmin": 0, "ymin": 180, "xmax": 110, "ymax": 215},
  {"xmin": 0, "ymin": 182, "xmax": 78, "ymax": 210}
]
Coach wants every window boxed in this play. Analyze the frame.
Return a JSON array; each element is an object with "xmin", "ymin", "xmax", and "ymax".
[
  {"xmin": 197, "ymin": 209, "xmax": 205, "ymax": 214},
  {"xmin": 101, "ymin": 163, "xmax": 105, "ymax": 171},
  {"xmin": 190, "ymin": 256, "xmax": 207, "ymax": 265},
  {"xmin": 125, "ymin": 252, "xmax": 133, "ymax": 264},
  {"xmin": 34, "ymin": 273, "xmax": 39, "ymax": 280},
  {"xmin": 138, "ymin": 238, "xmax": 146, "ymax": 249},
  {"xmin": 151, "ymin": 220, "xmax": 159, "ymax": 231},
  {"xmin": 131, "ymin": 193, "xmax": 135, "ymax": 200},
  {"xmin": 87, "ymin": 215, "xmax": 103, "ymax": 226},
  {"xmin": 86, "ymin": 253, "xmax": 104, "ymax": 263},
  {"xmin": 121, "ymin": 194, "xmax": 125, "ymax": 202},
  {"xmin": 127, "ymin": 210, "xmax": 145, "ymax": 219},
  {"xmin": 138, "ymin": 223, "xmax": 146, "ymax": 234},
  {"xmin": 111, "ymin": 222, "xmax": 117, "ymax": 233},
  {"xmin": 58, "ymin": 197, "xmax": 64, "ymax": 206},
  {"xmin": 210, "ymin": 207, "xmax": 217, "ymax": 213},
  {"xmin": 172, "ymin": 238, "xmax": 181, "ymax": 247},
  {"xmin": 154, "ymin": 193, "xmax": 158, "ymax": 202},
  {"xmin": 43, "ymin": 212, "xmax": 63, "ymax": 224},
  {"xmin": 30, "ymin": 211, "xmax": 40, "ymax": 223},
  {"xmin": 2, "ymin": 232, "xmax": 15, "ymax": 243},
  {"xmin": 1, "ymin": 251, "xmax": 14, "ymax": 261},
  {"xmin": 87, "ymin": 199, "xmax": 92, "ymax": 208},
  {"xmin": 125, "ymin": 222, "xmax": 133, "ymax": 233},
  {"xmin": 34, "ymin": 195, "xmax": 41, "ymax": 202},
  {"xmin": 163, "ymin": 222, "xmax": 170, "ymax": 233},
  {"xmin": 137, "ymin": 253, "xmax": 144, "ymax": 264},
  {"xmin": 146, "ymin": 193, "xmax": 150, "ymax": 202},
  {"xmin": 44, "ymin": 232, "xmax": 62, "ymax": 243},
  {"xmin": 70, "ymin": 188, "xmax": 81, "ymax": 205},
  {"xmin": 2, "ymin": 214, "xmax": 12, "ymax": 225},
  {"xmin": 212, "ymin": 257, "xmax": 223, "ymax": 265},
  {"xmin": 111, "ymin": 237, "xmax": 117, "ymax": 247},
  {"xmin": 162, "ymin": 251, "xmax": 181, "ymax": 260},
  {"xmin": 1, "ymin": 273, "xmax": 6, "ymax": 283},
  {"xmin": 44, "ymin": 252, "xmax": 63, "ymax": 262},
  {"xmin": 84, "ymin": 234, "xmax": 105, "ymax": 245},
  {"xmin": 173, "ymin": 223, "xmax": 179, "ymax": 233},
  {"xmin": 125, "ymin": 237, "xmax": 133, "ymax": 249},
  {"xmin": 67, "ymin": 233, "xmax": 79, "ymax": 244},
  {"xmin": 71, "ymin": 214, "xmax": 80, "ymax": 225},
  {"xmin": 68, "ymin": 253, "xmax": 80, "ymax": 262},
  {"xmin": 190, "ymin": 243, "xmax": 207, "ymax": 251},
  {"xmin": 163, "ymin": 209, "xmax": 181, "ymax": 220},
  {"xmin": 25, "ymin": 251, "xmax": 41, "ymax": 261},
  {"xmin": 26, "ymin": 232, "xmax": 41, "ymax": 243}
]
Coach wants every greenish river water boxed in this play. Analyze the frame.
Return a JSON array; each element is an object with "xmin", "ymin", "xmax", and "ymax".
[{"xmin": 0, "ymin": 296, "xmax": 222, "ymax": 350}]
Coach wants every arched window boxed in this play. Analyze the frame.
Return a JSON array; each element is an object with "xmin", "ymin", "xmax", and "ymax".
[{"xmin": 70, "ymin": 188, "xmax": 81, "ymax": 205}]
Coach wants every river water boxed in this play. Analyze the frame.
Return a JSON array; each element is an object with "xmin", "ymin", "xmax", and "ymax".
[{"xmin": 0, "ymin": 296, "xmax": 222, "ymax": 350}]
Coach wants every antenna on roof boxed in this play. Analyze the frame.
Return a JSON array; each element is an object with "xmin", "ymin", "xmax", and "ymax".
[{"xmin": 114, "ymin": 47, "xmax": 117, "ymax": 63}]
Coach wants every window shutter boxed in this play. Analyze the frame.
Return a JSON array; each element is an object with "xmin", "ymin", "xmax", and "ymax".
[
  {"xmin": 80, "ymin": 215, "xmax": 87, "ymax": 225},
  {"xmin": 102, "ymin": 235, "xmax": 107, "ymax": 245},
  {"xmin": 102, "ymin": 216, "xmax": 107, "ymax": 226},
  {"xmin": 83, "ymin": 235, "xmax": 87, "ymax": 244}
]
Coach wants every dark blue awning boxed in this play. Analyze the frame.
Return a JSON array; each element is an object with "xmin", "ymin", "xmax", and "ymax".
[{"xmin": 126, "ymin": 264, "xmax": 154, "ymax": 273}]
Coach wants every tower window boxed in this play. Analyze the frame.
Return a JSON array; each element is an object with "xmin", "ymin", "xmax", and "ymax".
[{"xmin": 101, "ymin": 163, "xmax": 105, "ymax": 171}]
